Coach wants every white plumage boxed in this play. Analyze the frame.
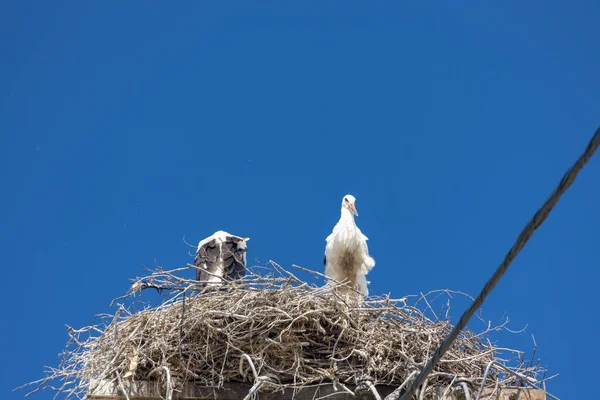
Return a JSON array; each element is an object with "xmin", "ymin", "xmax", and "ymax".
[
  {"xmin": 194, "ymin": 230, "xmax": 249, "ymax": 287},
  {"xmin": 324, "ymin": 195, "xmax": 375, "ymax": 296}
]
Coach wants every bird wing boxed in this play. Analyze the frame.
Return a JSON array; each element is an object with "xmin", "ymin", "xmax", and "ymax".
[
  {"xmin": 195, "ymin": 238, "xmax": 221, "ymax": 281},
  {"xmin": 222, "ymin": 235, "xmax": 248, "ymax": 281},
  {"xmin": 359, "ymin": 233, "xmax": 375, "ymax": 274}
]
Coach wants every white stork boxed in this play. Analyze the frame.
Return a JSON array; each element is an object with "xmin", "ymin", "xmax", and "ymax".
[
  {"xmin": 194, "ymin": 230, "xmax": 249, "ymax": 287},
  {"xmin": 324, "ymin": 194, "xmax": 375, "ymax": 296}
]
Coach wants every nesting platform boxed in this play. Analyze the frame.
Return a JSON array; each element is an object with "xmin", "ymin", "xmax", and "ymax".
[{"xmin": 24, "ymin": 264, "xmax": 550, "ymax": 400}]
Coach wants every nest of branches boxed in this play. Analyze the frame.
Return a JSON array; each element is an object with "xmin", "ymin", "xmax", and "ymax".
[{"xmin": 23, "ymin": 263, "xmax": 549, "ymax": 399}]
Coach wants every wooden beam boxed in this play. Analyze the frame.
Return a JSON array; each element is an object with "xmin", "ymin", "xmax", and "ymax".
[{"xmin": 88, "ymin": 380, "xmax": 546, "ymax": 400}]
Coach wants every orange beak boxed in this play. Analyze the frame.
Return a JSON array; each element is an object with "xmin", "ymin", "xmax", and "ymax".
[{"xmin": 348, "ymin": 202, "xmax": 358, "ymax": 216}]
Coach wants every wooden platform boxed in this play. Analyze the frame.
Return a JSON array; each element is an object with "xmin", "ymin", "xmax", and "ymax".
[{"xmin": 88, "ymin": 379, "xmax": 546, "ymax": 400}]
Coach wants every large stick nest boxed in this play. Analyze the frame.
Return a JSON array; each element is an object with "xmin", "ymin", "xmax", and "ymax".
[{"xmin": 23, "ymin": 263, "xmax": 549, "ymax": 399}]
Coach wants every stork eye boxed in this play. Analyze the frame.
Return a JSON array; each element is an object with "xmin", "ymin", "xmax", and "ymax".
[{"xmin": 344, "ymin": 198, "xmax": 349, "ymax": 203}]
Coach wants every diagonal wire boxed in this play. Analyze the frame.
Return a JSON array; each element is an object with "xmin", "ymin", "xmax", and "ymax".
[{"xmin": 396, "ymin": 126, "xmax": 600, "ymax": 400}]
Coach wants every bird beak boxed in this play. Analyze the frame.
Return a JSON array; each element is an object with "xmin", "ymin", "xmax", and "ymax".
[{"xmin": 348, "ymin": 202, "xmax": 358, "ymax": 216}]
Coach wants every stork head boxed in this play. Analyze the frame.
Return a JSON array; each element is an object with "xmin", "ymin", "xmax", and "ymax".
[{"xmin": 342, "ymin": 194, "xmax": 358, "ymax": 216}]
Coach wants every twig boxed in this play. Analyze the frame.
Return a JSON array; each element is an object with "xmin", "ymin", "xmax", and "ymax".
[
  {"xmin": 148, "ymin": 366, "xmax": 173, "ymax": 400},
  {"xmin": 364, "ymin": 381, "xmax": 382, "ymax": 400},
  {"xmin": 240, "ymin": 354, "xmax": 259, "ymax": 382},
  {"xmin": 242, "ymin": 380, "xmax": 263, "ymax": 400},
  {"xmin": 385, "ymin": 371, "xmax": 419, "ymax": 400},
  {"xmin": 116, "ymin": 371, "xmax": 131, "ymax": 400}
]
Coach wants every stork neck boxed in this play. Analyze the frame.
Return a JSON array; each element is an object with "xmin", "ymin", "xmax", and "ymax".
[{"xmin": 340, "ymin": 207, "xmax": 356, "ymax": 223}]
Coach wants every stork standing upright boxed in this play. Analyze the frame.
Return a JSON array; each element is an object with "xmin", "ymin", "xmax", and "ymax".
[{"xmin": 324, "ymin": 195, "xmax": 375, "ymax": 296}]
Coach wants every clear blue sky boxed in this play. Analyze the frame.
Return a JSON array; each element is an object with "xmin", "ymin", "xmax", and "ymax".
[{"xmin": 2, "ymin": 2, "xmax": 599, "ymax": 399}]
